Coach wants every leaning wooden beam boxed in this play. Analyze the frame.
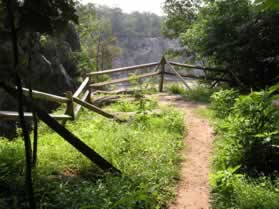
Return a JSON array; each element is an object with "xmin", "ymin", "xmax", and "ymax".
[
  {"xmin": 0, "ymin": 82, "xmax": 121, "ymax": 174},
  {"xmin": 74, "ymin": 90, "xmax": 90, "ymax": 117},
  {"xmin": 87, "ymin": 62, "xmax": 160, "ymax": 76},
  {"xmin": 169, "ymin": 61, "xmax": 229, "ymax": 74},
  {"xmin": 0, "ymin": 111, "xmax": 72, "ymax": 121},
  {"xmin": 166, "ymin": 62, "xmax": 192, "ymax": 90},
  {"xmin": 21, "ymin": 87, "xmax": 69, "ymax": 103},
  {"xmin": 164, "ymin": 72, "xmax": 231, "ymax": 82},
  {"xmin": 73, "ymin": 77, "xmax": 90, "ymax": 98},
  {"xmin": 90, "ymin": 71, "xmax": 160, "ymax": 88},
  {"xmin": 73, "ymin": 96, "xmax": 125, "ymax": 122}
]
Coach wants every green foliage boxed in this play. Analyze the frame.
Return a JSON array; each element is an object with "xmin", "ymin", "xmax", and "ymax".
[
  {"xmin": 162, "ymin": 0, "xmax": 202, "ymax": 38},
  {"xmin": 167, "ymin": 83, "xmax": 186, "ymax": 95},
  {"xmin": 77, "ymin": 5, "xmax": 121, "ymax": 73},
  {"xmin": 182, "ymin": 85, "xmax": 216, "ymax": 103},
  {"xmin": 167, "ymin": 83, "xmax": 217, "ymax": 103},
  {"xmin": 256, "ymin": 0, "xmax": 279, "ymax": 10},
  {"xmin": 206, "ymin": 85, "xmax": 279, "ymax": 209},
  {"xmin": 0, "ymin": 99, "xmax": 184, "ymax": 208},
  {"xmin": 210, "ymin": 89, "xmax": 239, "ymax": 118},
  {"xmin": 211, "ymin": 174, "xmax": 279, "ymax": 209},
  {"xmin": 164, "ymin": 0, "xmax": 279, "ymax": 90}
]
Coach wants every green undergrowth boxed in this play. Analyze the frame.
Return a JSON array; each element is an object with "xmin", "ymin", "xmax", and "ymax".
[
  {"xmin": 167, "ymin": 83, "xmax": 218, "ymax": 103},
  {"xmin": 0, "ymin": 98, "xmax": 184, "ymax": 209},
  {"xmin": 197, "ymin": 88, "xmax": 279, "ymax": 209}
]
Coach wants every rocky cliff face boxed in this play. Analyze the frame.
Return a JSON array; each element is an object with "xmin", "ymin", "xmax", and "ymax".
[
  {"xmin": 113, "ymin": 36, "xmax": 180, "ymax": 67},
  {"xmin": 0, "ymin": 23, "xmax": 81, "ymax": 139}
]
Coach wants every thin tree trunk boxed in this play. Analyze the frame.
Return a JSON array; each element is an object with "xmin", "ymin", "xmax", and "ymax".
[
  {"xmin": 27, "ymin": 33, "xmax": 38, "ymax": 167},
  {"xmin": 5, "ymin": 1, "xmax": 36, "ymax": 208}
]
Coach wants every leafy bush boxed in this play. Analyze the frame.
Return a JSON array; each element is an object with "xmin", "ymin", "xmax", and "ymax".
[
  {"xmin": 208, "ymin": 85, "xmax": 279, "ymax": 209},
  {"xmin": 210, "ymin": 89, "xmax": 239, "ymax": 118},
  {"xmin": 211, "ymin": 173, "xmax": 279, "ymax": 209},
  {"xmin": 167, "ymin": 83, "xmax": 186, "ymax": 95},
  {"xmin": 183, "ymin": 85, "xmax": 216, "ymax": 103},
  {"xmin": 168, "ymin": 83, "xmax": 217, "ymax": 103}
]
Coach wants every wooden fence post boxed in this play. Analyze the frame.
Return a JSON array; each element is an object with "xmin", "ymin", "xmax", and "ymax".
[
  {"xmin": 65, "ymin": 91, "xmax": 75, "ymax": 120},
  {"xmin": 88, "ymin": 77, "xmax": 92, "ymax": 104},
  {"xmin": 159, "ymin": 56, "xmax": 166, "ymax": 92}
]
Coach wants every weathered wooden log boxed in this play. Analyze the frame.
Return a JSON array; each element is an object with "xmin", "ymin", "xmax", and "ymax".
[
  {"xmin": 169, "ymin": 61, "xmax": 229, "ymax": 74},
  {"xmin": 0, "ymin": 82, "xmax": 121, "ymax": 174},
  {"xmin": 21, "ymin": 87, "xmax": 69, "ymax": 103},
  {"xmin": 166, "ymin": 61, "xmax": 192, "ymax": 90},
  {"xmin": 89, "ymin": 71, "xmax": 160, "ymax": 88},
  {"xmin": 93, "ymin": 89, "xmax": 143, "ymax": 95},
  {"xmin": 74, "ymin": 90, "xmax": 90, "ymax": 117},
  {"xmin": 87, "ymin": 62, "xmax": 160, "ymax": 76},
  {"xmin": 164, "ymin": 72, "xmax": 231, "ymax": 82},
  {"xmin": 73, "ymin": 77, "xmax": 90, "ymax": 98},
  {"xmin": 0, "ymin": 111, "xmax": 72, "ymax": 120},
  {"xmin": 115, "ymin": 109, "xmax": 163, "ymax": 118},
  {"xmin": 93, "ymin": 96, "xmax": 120, "ymax": 107},
  {"xmin": 73, "ymin": 96, "xmax": 125, "ymax": 122},
  {"xmin": 65, "ymin": 91, "xmax": 75, "ymax": 120}
]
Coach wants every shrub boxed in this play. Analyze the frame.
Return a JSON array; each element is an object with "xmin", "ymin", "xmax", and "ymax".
[
  {"xmin": 167, "ymin": 83, "xmax": 186, "ymax": 95},
  {"xmin": 208, "ymin": 84, "xmax": 279, "ymax": 209},
  {"xmin": 210, "ymin": 89, "xmax": 239, "ymax": 118},
  {"xmin": 183, "ymin": 85, "xmax": 216, "ymax": 103}
]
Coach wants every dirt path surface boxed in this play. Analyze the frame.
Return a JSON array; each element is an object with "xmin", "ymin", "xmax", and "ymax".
[{"xmin": 157, "ymin": 94, "xmax": 214, "ymax": 209}]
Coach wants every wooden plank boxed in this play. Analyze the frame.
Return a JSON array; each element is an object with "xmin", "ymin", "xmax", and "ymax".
[
  {"xmin": 65, "ymin": 91, "xmax": 75, "ymax": 120},
  {"xmin": 22, "ymin": 87, "xmax": 69, "ymax": 103},
  {"xmin": 166, "ymin": 62, "xmax": 192, "ymax": 90},
  {"xmin": 169, "ymin": 61, "xmax": 229, "ymax": 74},
  {"xmin": 74, "ymin": 90, "xmax": 90, "ymax": 117},
  {"xmin": 87, "ymin": 62, "xmax": 160, "ymax": 76},
  {"xmin": 73, "ymin": 77, "xmax": 90, "ymax": 98},
  {"xmin": 73, "ymin": 96, "xmax": 124, "ymax": 122},
  {"xmin": 0, "ymin": 111, "xmax": 72, "ymax": 121},
  {"xmin": 90, "ymin": 71, "xmax": 160, "ymax": 88},
  {"xmin": 0, "ymin": 82, "xmax": 121, "ymax": 174},
  {"xmin": 165, "ymin": 72, "xmax": 231, "ymax": 82}
]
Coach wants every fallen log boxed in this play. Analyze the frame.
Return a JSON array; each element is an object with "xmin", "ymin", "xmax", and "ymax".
[{"xmin": 93, "ymin": 96, "xmax": 120, "ymax": 107}]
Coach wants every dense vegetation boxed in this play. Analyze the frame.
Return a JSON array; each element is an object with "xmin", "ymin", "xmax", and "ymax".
[
  {"xmin": 196, "ymin": 85, "xmax": 279, "ymax": 209},
  {"xmin": 163, "ymin": 0, "xmax": 279, "ymax": 90},
  {"xmin": 0, "ymin": 97, "xmax": 184, "ymax": 208}
]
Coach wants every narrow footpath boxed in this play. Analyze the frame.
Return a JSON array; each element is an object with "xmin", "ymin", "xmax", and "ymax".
[{"xmin": 157, "ymin": 94, "xmax": 214, "ymax": 209}]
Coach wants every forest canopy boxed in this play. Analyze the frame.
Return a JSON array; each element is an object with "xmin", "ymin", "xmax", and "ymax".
[{"xmin": 163, "ymin": 0, "xmax": 279, "ymax": 90}]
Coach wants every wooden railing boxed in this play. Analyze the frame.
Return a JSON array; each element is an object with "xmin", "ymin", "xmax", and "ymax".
[
  {"xmin": 0, "ymin": 56, "xmax": 235, "ymax": 121},
  {"xmin": 0, "ymin": 75, "xmax": 122, "ymax": 122}
]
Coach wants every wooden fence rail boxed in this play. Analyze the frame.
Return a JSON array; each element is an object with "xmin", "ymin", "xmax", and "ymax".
[
  {"xmin": 87, "ymin": 62, "xmax": 160, "ymax": 76},
  {"xmin": 21, "ymin": 87, "xmax": 70, "ymax": 103},
  {"xmin": 90, "ymin": 71, "xmax": 160, "ymax": 88},
  {"xmin": 1, "ymin": 56, "xmax": 236, "ymax": 122}
]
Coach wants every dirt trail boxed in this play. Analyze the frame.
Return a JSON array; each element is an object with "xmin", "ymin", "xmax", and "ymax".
[{"xmin": 157, "ymin": 94, "xmax": 214, "ymax": 209}]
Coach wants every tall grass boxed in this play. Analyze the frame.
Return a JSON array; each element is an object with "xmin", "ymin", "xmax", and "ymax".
[
  {"xmin": 167, "ymin": 83, "xmax": 218, "ymax": 103},
  {"xmin": 0, "ymin": 98, "xmax": 184, "ymax": 209}
]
